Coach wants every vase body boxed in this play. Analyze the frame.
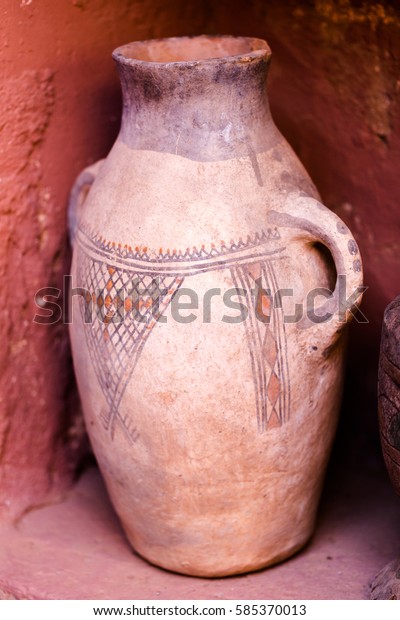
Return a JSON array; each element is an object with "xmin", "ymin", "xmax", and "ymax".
[{"xmin": 69, "ymin": 35, "xmax": 363, "ymax": 577}]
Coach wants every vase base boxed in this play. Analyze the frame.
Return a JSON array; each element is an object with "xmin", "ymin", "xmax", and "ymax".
[{"xmin": 128, "ymin": 536, "xmax": 311, "ymax": 578}]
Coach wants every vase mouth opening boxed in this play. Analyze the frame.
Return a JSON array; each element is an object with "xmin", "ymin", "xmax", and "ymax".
[{"xmin": 112, "ymin": 35, "xmax": 271, "ymax": 67}]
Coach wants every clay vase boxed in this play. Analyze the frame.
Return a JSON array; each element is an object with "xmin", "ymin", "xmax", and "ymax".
[
  {"xmin": 370, "ymin": 297, "xmax": 400, "ymax": 599},
  {"xmin": 68, "ymin": 35, "xmax": 363, "ymax": 577},
  {"xmin": 378, "ymin": 296, "xmax": 400, "ymax": 494}
]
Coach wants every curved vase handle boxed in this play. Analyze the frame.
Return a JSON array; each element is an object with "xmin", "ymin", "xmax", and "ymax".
[
  {"xmin": 270, "ymin": 194, "xmax": 365, "ymax": 339},
  {"xmin": 68, "ymin": 159, "xmax": 105, "ymax": 246}
]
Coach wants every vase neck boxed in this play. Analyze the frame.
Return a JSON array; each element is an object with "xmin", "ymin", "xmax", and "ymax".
[{"xmin": 113, "ymin": 36, "xmax": 274, "ymax": 162}]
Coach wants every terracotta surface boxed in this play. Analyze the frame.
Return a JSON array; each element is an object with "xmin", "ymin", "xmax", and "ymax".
[
  {"xmin": 0, "ymin": 462, "xmax": 398, "ymax": 600},
  {"xmin": 0, "ymin": 0, "xmax": 207, "ymax": 520},
  {"xmin": 371, "ymin": 297, "xmax": 400, "ymax": 600},
  {"xmin": 371, "ymin": 558, "xmax": 400, "ymax": 600},
  {"xmin": 378, "ymin": 297, "xmax": 400, "ymax": 493},
  {"xmin": 69, "ymin": 35, "xmax": 363, "ymax": 577}
]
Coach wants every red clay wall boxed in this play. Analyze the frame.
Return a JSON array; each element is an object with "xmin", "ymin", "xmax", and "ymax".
[{"xmin": 1, "ymin": 0, "xmax": 399, "ymax": 519}]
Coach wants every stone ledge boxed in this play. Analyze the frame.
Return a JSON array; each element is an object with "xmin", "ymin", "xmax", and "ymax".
[{"xmin": 0, "ymin": 464, "xmax": 399, "ymax": 600}]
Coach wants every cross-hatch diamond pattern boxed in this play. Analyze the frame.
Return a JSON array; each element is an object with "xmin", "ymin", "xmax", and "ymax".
[
  {"xmin": 77, "ymin": 252, "xmax": 183, "ymax": 442},
  {"xmin": 237, "ymin": 261, "xmax": 288, "ymax": 432},
  {"xmin": 76, "ymin": 242, "xmax": 289, "ymax": 443}
]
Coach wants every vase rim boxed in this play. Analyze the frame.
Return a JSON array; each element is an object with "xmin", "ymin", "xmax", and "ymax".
[{"xmin": 112, "ymin": 35, "xmax": 271, "ymax": 68}]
